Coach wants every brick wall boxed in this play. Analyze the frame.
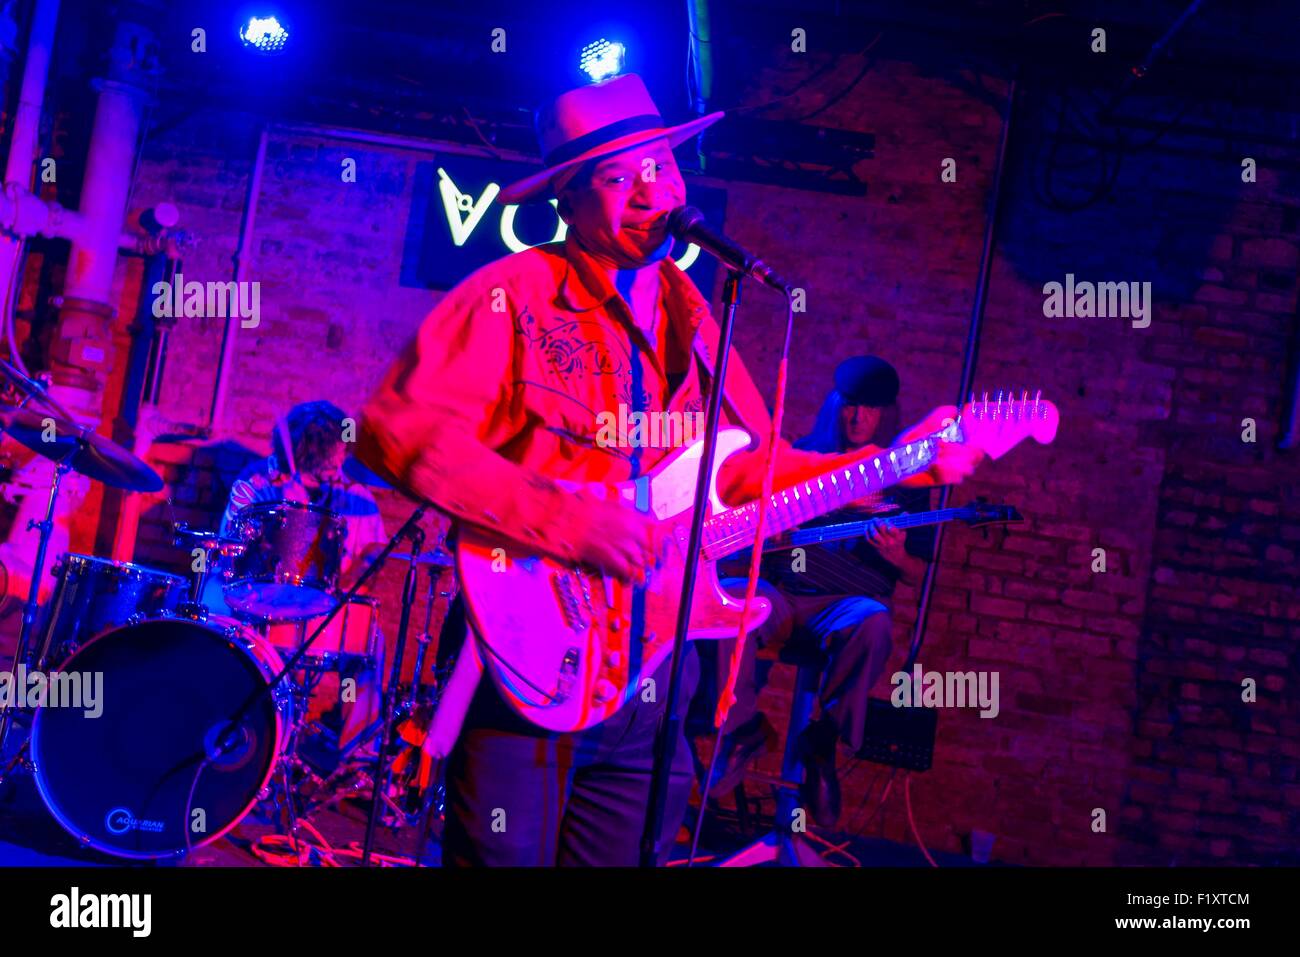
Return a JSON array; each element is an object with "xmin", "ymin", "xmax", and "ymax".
[{"xmin": 24, "ymin": 50, "xmax": 1298, "ymax": 865}]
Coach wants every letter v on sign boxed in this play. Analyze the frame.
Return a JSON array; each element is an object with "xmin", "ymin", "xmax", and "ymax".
[{"xmin": 437, "ymin": 168, "xmax": 499, "ymax": 246}]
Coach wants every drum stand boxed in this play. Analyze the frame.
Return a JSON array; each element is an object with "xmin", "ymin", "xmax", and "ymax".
[
  {"xmin": 302, "ymin": 559, "xmax": 447, "ymax": 831},
  {"xmin": 0, "ymin": 461, "xmax": 70, "ymax": 778},
  {"xmin": 360, "ymin": 524, "xmax": 424, "ymax": 865},
  {"xmin": 205, "ymin": 501, "xmax": 432, "ymax": 865}
]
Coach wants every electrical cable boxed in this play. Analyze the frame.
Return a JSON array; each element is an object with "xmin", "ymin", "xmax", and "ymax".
[{"xmin": 904, "ymin": 772, "xmax": 938, "ymax": 867}]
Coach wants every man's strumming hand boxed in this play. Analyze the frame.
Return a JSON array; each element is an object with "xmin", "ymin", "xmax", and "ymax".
[{"xmin": 562, "ymin": 494, "xmax": 663, "ymax": 585}]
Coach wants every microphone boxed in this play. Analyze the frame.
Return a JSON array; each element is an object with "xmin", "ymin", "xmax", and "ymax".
[{"xmin": 666, "ymin": 206, "xmax": 794, "ymax": 294}]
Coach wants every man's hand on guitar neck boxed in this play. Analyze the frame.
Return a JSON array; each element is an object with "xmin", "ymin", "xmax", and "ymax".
[{"xmin": 896, "ymin": 405, "xmax": 985, "ymax": 487}]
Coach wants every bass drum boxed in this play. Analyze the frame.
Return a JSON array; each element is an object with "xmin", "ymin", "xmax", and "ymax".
[{"xmin": 30, "ymin": 616, "xmax": 288, "ymax": 860}]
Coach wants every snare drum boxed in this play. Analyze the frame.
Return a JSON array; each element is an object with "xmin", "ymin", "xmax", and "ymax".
[
  {"xmin": 35, "ymin": 555, "xmax": 187, "ymax": 669},
  {"xmin": 224, "ymin": 501, "xmax": 346, "ymax": 621},
  {"xmin": 30, "ymin": 615, "xmax": 290, "ymax": 860}
]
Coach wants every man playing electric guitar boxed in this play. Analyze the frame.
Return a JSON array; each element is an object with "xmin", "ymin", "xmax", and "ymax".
[
  {"xmin": 701, "ymin": 355, "xmax": 935, "ymax": 827},
  {"xmin": 356, "ymin": 76, "xmax": 981, "ymax": 866}
]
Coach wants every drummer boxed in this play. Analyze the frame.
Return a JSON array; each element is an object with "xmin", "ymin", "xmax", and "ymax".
[
  {"xmin": 207, "ymin": 400, "xmax": 389, "ymax": 755},
  {"xmin": 219, "ymin": 400, "xmax": 387, "ymax": 579}
]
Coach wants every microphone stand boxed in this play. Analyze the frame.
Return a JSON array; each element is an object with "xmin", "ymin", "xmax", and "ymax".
[{"xmin": 638, "ymin": 269, "xmax": 745, "ymax": 867}]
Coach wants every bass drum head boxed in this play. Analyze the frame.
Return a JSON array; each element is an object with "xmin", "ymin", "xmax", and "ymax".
[{"xmin": 31, "ymin": 617, "xmax": 283, "ymax": 860}]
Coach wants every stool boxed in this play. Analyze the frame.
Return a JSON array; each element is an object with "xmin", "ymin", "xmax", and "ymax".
[{"xmin": 717, "ymin": 641, "xmax": 834, "ymax": 867}]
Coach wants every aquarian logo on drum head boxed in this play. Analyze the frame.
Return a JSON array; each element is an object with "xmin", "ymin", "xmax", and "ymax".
[{"xmin": 105, "ymin": 807, "xmax": 165, "ymax": 835}]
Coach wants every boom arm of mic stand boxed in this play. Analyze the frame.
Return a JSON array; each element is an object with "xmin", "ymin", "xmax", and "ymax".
[{"xmin": 638, "ymin": 270, "xmax": 745, "ymax": 867}]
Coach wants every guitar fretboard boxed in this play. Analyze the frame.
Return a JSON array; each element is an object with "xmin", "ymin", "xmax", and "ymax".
[
  {"xmin": 700, "ymin": 435, "xmax": 939, "ymax": 560},
  {"xmin": 787, "ymin": 508, "xmax": 967, "ymax": 546}
]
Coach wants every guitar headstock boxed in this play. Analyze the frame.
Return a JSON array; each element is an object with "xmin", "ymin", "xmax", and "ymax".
[
  {"xmin": 956, "ymin": 501, "xmax": 1025, "ymax": 527},
  {"xmin": 950, "ymin": 390, "xmax": 1059, "ymax": 459}
]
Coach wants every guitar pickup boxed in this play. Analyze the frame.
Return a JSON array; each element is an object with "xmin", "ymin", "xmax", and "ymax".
[
  {"xmin": 554, "ymin": 647, "xmax": 579, "ymax": 703},
  {"xmin": 553, "ymin": 571, "xmax": 591, "ymax": 632}
]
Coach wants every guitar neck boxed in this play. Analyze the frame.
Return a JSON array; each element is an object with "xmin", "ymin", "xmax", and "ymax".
[
  {"xmin": 784, "ymin": 508, "xmax": 966, "ymax": 548},
  {"xmin": 700, "ymin": 434, "xmax": 939, "ymax": 561}
]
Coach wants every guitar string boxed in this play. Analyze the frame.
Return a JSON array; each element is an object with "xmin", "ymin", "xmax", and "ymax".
[{"xmin": 702, "ymin": 439, "xmax": 942, "ymax": 557}]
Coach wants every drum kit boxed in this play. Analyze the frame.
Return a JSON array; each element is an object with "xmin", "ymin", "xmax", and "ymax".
[{"xmin": 0, "ymin": 359, "xmax": 456, "ymax": 863}]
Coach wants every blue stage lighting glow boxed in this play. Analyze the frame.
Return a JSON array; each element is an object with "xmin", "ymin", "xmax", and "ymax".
[
  {"xmin": 579, "ymin": 39, "xmax": 625, "ymax": 83},
  {"xmin": 239, "ymin": 15, "xmax": 290, "ymax": 55}
]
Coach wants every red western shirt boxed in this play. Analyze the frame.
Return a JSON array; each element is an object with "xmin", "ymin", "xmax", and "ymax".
[{"xmin": 357, "ymin": 232, "xmax": 878, "ymax": 559}]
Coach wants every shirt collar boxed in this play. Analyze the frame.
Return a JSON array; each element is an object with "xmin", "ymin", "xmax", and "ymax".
[
  {"xmin": 556, "ymin": 231, "xmax": 619, "ymax": 312},
  {"xmin": 556, "ymin": 230, "xmax": 710, "ymax": 334}
]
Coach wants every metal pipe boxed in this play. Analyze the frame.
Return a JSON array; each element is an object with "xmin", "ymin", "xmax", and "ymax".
[
  {"xmin": 271, "ymin": 122, "xmax": 535, "ymax": 163},
  {"xmin": 904, "ymin": 69, "xmax": 1019, "ymax": 671},
  {"xmin": 207, "ymin": 125, "xmax": 269, "ymax": 434},
  {"xmin": 686, "ymin": 0, "xmax": 714, "ymax": 117},
  {"xmin": 1, "ymin": 0, "xmax": 60, "ymax": 376},
  {"xmin": 60, "ymin": 80, "xmax": 149, "ymax": 304},
  {"xmin": 3, "ymin": 0, "xmax": 59, "ymax": 188}
]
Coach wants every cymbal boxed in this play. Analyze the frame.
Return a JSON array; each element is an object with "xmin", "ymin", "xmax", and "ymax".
[{"xmin": 0, "ymin": 405, "xmax": 163, "ymax": 492}]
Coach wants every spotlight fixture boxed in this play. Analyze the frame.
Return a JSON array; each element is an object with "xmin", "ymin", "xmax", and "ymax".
[
  {"xmin": 239, "ymin": 14, "xmax": 290, "ymax": 55},
  {"xmin": 579, "ymin": 39, "xmax": 625, "ymax": 83}
]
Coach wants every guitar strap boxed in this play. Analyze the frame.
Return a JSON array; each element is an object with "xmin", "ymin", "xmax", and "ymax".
[{"xmin": 690, "ymin": 320, "xmax": 763, "ymax": 440}]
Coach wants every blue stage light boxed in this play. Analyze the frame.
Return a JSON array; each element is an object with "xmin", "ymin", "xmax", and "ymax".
[
  {"xmin": 579, "ymin": 39, "xmax": 625, "ymax": 83},
  {"xmin": 239, "ymin": 14, "xmax": 290, "ymax": 55}
]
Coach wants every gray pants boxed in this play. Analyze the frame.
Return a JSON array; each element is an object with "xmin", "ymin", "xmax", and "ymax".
[
  {"xmin": 442, "ymin": 650, "xmax": 700, "ymax": 866},
  {"xmin": 711, "ymin": 579, "xmax": 894, "ymax": 752}
]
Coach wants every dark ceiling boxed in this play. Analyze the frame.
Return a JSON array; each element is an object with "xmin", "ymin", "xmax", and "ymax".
[{"xmin": 24, "ymin": 0, "xmax": 1300, "ymax": 172}]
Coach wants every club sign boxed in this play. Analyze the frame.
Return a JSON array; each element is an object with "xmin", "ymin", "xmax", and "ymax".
[{"xmin": 401, "ymin": 155, "xmax": 725, "ymax": 294}]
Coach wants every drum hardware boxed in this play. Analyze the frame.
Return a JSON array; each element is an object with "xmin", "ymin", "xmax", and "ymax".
[
  {"xmin": 0, "ymin": 399, "xmax": 164, "ymax": 768},
  {"xmin": 361, "ymin": 519, "xmax": 428, "ymax": 865},
  {"xmin": 172, "ymin": 521, "xmax": 245, "ymax": 614},
  {"xmin": 390, "ymin": 547, "xmax": 454, "ymax": 568},
  {"xmin": 0, "ymin": 460, "xmax": 70, "ymax": 768},
  {"xmin": 296, "ymin": 560, "xmax": 453, "ymax": 824},
  {"xmin": 204, "ymin": 498, "xmax": 432, "ymax": 865}
]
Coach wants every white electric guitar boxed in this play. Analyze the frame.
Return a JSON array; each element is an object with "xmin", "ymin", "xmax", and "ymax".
[{"xmin": 454, "ymin": 392, "xmax": 1060, "ymax": 732}]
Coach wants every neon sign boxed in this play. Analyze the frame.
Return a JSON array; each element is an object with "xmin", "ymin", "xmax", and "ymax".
[
  {"xmin": 402, "ymin": 156, "xmax": 723, "ymax": 293},
  {"xmin": 435, "ymin": 167, "xmax": 701, "ymax": 269}
]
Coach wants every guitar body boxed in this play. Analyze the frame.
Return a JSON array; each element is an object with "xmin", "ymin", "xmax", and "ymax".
[
  {"xmin": 453, "ymin": 392, "xmax": 1058, "ymax": 734},
  {"xmin": 457, "ymin": 428, "xmax": 772, "ymax": 733}
]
